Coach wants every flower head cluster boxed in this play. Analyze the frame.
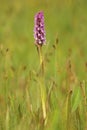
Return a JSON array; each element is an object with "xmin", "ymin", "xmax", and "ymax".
[{"xmin": 34, "ymin": 12, "xmax": 46, "ymax": 46}]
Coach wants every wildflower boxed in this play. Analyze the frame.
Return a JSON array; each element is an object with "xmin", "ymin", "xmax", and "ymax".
[{"xmin": 34, "ymin": 12, "xmax": 46, "ymax": 46}]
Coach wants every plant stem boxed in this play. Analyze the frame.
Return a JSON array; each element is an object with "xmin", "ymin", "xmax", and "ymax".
[
  {"xmin": 37, "ymin": 45, "xmax": 44, "ymax": 75},
  {"xmin": 80, "ymin": 81, "xmax": 87, "ymax": 130},
  {"xmin": 66, "ymin": 89, "xmax": 72, "ymax": 130},
  {"xmin": 37, "ymin": 45, "xmax": 46, "ymax": 121}
]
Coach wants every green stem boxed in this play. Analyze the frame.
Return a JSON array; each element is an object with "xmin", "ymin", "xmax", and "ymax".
[
  {"xmin": 37, "ymin": 45, "xmax": 44, "ymax": 75},
  {"xmin": 66, "ymin": 90, "xmax": 72, "ymax": 130},
  {"xmin": 37, "ymin": 45, "xmax": 46, "ymax": 121}
]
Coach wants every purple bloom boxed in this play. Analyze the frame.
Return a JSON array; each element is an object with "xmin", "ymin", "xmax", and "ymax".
[{"xmin": 34, "ymin": 12, "xmax": 46, "ymax": 46}]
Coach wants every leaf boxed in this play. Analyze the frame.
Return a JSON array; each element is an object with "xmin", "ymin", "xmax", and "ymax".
[{"xmin": 72, "ymin": 86, "xmax": 82, "ymax": 112}]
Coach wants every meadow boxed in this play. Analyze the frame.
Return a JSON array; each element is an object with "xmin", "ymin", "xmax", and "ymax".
[{"xmin": 0, "ymin": 0, "xmax": 87, "ymax": 130}]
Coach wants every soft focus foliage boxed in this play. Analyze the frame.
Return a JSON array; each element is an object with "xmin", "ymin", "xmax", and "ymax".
[{"xmin": 0, "ymin": 0, "xmax": 87, "ymax": 130}]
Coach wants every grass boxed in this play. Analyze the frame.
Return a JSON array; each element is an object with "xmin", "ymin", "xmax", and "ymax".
[{"xmin": 0, "ymin": 0, "xmax": 87, "ymax": 130}]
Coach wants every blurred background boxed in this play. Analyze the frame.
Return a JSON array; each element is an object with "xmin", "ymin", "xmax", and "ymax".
[
  {"xmin": 0, "ymin": 0, "xmax": 87, "ymax": 129},
  {"xmin": 0, "ymin": 0, "xmax": 87, "ymax": 71},
  {"xmin": 0, "ymin": 0, "xmax": 87, "ymax": 97}
]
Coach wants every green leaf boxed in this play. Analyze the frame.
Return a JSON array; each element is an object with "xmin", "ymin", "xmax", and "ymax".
[{"xmin": 72, "ymin": 87, "xmax": 81, "ymax": 112}]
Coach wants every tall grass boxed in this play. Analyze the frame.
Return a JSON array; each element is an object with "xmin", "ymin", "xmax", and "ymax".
[{"xmin": 0, "ymin": 0, "xmax": 87, "ymax": 130}]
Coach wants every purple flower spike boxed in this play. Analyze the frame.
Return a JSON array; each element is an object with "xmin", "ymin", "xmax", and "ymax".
[{"xmin": 34, "ymin": 12, "xmax": 46, "ymax": 46}]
